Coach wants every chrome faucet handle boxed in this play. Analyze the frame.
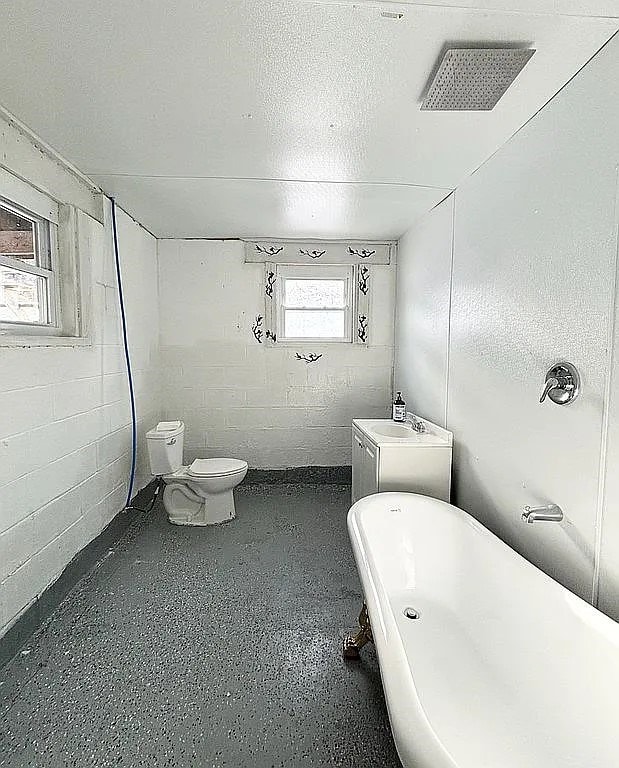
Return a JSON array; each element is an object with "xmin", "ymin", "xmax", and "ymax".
[
  {"xmin": 539, "ymin": 362, "xmax": 580, "ymax": 406},
  {"xmin": 522, "ymin": 504, "xmax": 564, "ymax": 524},
  {"xmin": 405, "ymin": 413, "xmax": 426, "ymax": 433},
  {"xmin": 539, "ymin": 376, "xmax": 559, "ymax": 403}
]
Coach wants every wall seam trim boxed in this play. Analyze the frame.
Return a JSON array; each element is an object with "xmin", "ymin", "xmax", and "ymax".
[
  {"xmin": 390, "ymin": 242, "xmax": 398, "ymax": 398},
  {"xmin": 592, "ymin": 163, "xmax": 619, "ymax": 606},
  {"xmin": 444, "ymin": 192, "xmax": 456, "ymax": 430}
]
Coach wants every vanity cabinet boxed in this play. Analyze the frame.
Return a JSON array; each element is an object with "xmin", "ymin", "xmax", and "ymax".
[
  {"xmin": 351, "ymin": 418, "xmax": 452, "ymax": 505},
  {"xmin": 352, "ymin": 430, "xmax": 379, "ymax": 502}
]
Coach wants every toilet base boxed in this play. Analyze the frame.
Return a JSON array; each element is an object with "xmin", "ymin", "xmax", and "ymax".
[{"xmin": 163, "ymin": 484, "xmax": 237, "ymax": 526}]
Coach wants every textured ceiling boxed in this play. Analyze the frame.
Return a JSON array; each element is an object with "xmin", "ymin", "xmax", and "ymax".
[
  {"xmin": 92, "ymin": 176, "xmax": 450, "ymax": 240},
  {"xmin": 0, "ymin": 1, "xmax": 616, "ymax": 238}
]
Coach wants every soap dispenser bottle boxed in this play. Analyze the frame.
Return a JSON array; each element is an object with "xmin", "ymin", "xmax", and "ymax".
[{"xmin": 392, "ymin": 392, "xmax": 406, "ymax": 423}]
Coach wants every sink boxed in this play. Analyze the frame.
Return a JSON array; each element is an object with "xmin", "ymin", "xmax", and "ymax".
[{"xmin": 371, "ymin": 423, "xmax": 415, "ymax": 438}]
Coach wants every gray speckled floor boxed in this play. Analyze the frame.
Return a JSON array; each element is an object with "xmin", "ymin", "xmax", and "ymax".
[{"xmin": 0, "ymin": 484, "xmax": 402, "ymax": 768}]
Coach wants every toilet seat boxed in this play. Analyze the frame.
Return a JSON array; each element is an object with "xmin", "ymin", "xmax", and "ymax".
[{"xmin": 187, "ymin": 458, "xmax": 248, "ymax": 478}]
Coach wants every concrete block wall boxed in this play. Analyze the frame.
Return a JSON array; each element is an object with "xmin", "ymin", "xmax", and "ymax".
[
  {"xmin": 0, "ymin": 200, "xmax": 160, "ymax": 637},
  {"xmin": 158, "ymin": 239, "xmax": 395, "ymax": 468},
  {"xmin": 0, "ymin": 120, "xmax": 395, "ymax": 639}
]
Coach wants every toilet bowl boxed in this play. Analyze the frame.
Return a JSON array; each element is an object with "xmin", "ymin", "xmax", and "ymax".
[
  {"xmin": 146, "ymin": 421, "xmax": 247, "ymax": 526},
  {"xmin": 162, "ymin": 458, "xmax": 248, "ymax": 525}
]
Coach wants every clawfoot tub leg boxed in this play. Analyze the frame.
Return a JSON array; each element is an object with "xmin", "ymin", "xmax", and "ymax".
[{"xmin": 343, "ymin": 603, "xmax": 373, "ymax": 660}]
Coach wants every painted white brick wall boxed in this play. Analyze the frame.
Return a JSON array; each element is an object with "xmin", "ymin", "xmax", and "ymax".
[
  {"xmin": 158, "ymin": 240, "xmax": 395, "ymax": 468},
  {"xmin": 0, "ymin": 200, "xmax": 160, "ymax": 637}
]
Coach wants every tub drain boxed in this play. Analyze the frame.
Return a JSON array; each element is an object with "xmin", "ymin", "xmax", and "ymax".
[{"xmin": 404, "ymin": 607, "xmax": 420, "ymax": 620}]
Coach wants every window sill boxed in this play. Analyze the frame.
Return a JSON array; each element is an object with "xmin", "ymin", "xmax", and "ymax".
[
  {"xmin": 0, "ymin": 333, "xmax": 92, "ymax": 348},
  {"xmin": 267, "ymin": 339, "xmax": 354, "ymax": 346}
]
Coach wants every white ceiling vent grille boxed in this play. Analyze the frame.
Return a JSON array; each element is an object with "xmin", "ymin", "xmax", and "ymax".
[{"xmin": 421, "ymin": 48, "xmax": 535, "ymax": 111}]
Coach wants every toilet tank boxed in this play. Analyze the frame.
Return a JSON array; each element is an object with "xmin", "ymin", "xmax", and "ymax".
[{"xmin": 146, "ymin": 421, "xmax": 185, "ymax": 475}]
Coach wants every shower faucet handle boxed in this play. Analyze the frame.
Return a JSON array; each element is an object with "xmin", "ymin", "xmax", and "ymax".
[
  {"xmin": 539, "ymin": 362, "xmax": 580, "ymax": 406},
  {"xmin": 539, "ymin": 377, "xmax": 559, "ymax": 404}
]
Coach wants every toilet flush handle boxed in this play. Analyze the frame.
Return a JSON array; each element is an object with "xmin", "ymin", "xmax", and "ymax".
[{"xmin": 167, "ymin": 438, "xmax": 177, "ymax": 446}]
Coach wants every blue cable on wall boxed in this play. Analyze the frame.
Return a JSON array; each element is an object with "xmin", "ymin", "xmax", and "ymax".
[{"xmin": 110, "ymin": 197, "xmax": 137, "ymax": 508}]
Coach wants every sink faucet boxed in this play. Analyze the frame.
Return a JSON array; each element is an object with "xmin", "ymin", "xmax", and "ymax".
[
  {"xmin": 405, "ymin": 413, "xmax": 426, "ymax": 434},
  {"xmin": 521, "ymin": 504, "xmax": 564, "ymax": 524}
]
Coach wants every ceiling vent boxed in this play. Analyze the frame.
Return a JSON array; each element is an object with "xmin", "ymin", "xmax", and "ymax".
[{"xmin": 421, "ymin": 47, "xmax": 535, "ymax": 111}]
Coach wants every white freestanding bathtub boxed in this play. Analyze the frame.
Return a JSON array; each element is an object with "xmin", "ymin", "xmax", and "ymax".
[{"xmin": 347, "ymin": 492, "xmax": 619, "ymax": 768}]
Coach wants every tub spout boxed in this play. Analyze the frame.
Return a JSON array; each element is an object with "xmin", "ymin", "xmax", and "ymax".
[{"xmin": 522, "ymin": 504, "xmax": 564, "ymax": 524}]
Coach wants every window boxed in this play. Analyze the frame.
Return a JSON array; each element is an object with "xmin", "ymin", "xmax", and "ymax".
[
  {"xmin": 0, "ymin": 197, "xmax": 57, "ymax": 329},
  {"xmin": 275, "ymin": 265, "xmax": 353, "ymax": 342}
]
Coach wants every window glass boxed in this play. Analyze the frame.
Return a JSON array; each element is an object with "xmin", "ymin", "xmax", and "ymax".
[
  {"xmin": 284, "ymin": 309, "xmax": 345, "ymax": 338},
  {"xmin": 0, "ymin": 265, "xmax": 47, "ymax": 323},
  {"xmin": 284, "ymin": 279, "xmax": 346, "ymax": 308},
  {"xmin": 0, "ymin": 206, "xmax": 36, "ymax": 264}
]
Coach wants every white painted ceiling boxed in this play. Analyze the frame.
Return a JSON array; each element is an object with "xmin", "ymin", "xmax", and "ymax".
[{"xmin": 0, "ymin": 1, "xmax": 617, "ymax": 239}]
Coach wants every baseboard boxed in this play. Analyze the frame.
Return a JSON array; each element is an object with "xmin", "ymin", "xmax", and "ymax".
[
  {"xmin": 0, "ymin": 481, "xmax": 158, "ymax": 671},
  {"xmin": 243, "ymin": 465, "xmax": 352, "ymax": 485}
]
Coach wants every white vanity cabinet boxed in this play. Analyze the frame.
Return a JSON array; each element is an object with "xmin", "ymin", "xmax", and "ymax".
[
  {"xmin": 352, "ymin": 430, "xmax": 379, "ymax": 501},
  {"xmin": 351, "ymin": 418, "xmax": 453, "ymax": 505}
]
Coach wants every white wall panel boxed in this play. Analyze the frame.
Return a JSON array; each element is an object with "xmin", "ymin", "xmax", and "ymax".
[
  {"xmin": 394, "ymin": 195, "xmax": 454, "ymax": 427},
  {"xmin": 394, "ymin": 35, "xmax": 619, "ymax": 612}
]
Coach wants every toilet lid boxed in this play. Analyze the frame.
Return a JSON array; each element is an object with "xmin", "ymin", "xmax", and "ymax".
[{"xmin": 187, "ymin": 458, "xmax": 248, "ymax": 478}]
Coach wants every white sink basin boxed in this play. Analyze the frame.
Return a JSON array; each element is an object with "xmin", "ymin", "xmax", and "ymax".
[{"xmin": 371, "ymin": 423, "xmax": 415, "ymax": 438}]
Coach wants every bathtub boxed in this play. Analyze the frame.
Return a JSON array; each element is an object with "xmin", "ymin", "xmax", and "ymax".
[{"xmin": 347, "ymin": 493, "xmax": 619, "ymax": 768}]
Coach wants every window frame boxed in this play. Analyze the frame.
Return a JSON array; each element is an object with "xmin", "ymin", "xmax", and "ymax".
[
  {"xmin": 274, "ymin": 264, "xmax": 354, "ymax": 344},
  {"xmin": 0, "ymin": 195, "xmax": 60, "ymax": 333}
]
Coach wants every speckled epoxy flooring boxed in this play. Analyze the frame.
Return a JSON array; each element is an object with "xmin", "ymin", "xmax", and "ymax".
[{"xmin": 0, "ymin": 484, "xmax": 402, "ymax": 768}]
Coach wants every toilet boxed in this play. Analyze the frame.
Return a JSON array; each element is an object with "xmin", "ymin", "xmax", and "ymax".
[{"xmin": 146, "ymin": 421, "xmax": 247, "ymax": 525}]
